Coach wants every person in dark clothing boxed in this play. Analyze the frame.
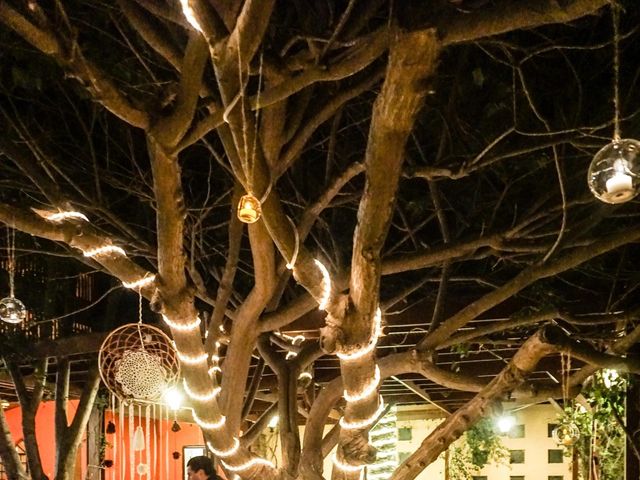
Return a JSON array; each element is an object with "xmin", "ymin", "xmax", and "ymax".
[{"xmin": 186, "ymin": 455, "xmax": 221, "ymax": 480}]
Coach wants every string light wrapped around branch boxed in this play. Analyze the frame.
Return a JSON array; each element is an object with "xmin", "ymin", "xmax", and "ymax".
[
  {"xmin": 344, "ymin": 365, "xmax": 380, "ymax": 403},
  {"xmin": 99, "ymin": 324, "xmax": 180, "ymax": 401},
  {"xmin": 33, "ymin": 209, "xmax": 89, "ymax": 223},
  {"xmin": 192, "ymin": 411, "xmax": 226, "ymax": 431},
  {"xmin": 122, "ymin": 274, "xmax": 156, "ymax": 290},
  {"xmin": 337, "ymin": 308, "xmax": 383, "ymax": 361},
  {"xmin": 182, "ymin": 379, "xmax": 220, "ymax": 402},
  {"xmin": 207, "ymin": 438, "xmax": 239, "ymax": 458},
  {"xmin": 339, "ymin": 397, "xmax": 386, "ymax": 430}
]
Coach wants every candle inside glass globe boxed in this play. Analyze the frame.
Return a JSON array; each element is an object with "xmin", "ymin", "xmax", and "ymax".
[
  {"xmin": 237, "ymin": 194, "xmax": 262, "ymax": 224},
  {"xmin": 552, "ymin": 422, "xmax": 580, "ymax": 447},
  {"xmin": 0, "ymin": 296, "xmax": 27, "ymax": 324},
  {"xmin": 588, "ymin": 139, "xmax": 640, "ymax": 204}
]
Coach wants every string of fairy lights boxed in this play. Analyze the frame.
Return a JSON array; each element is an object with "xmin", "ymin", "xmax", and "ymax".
[{"xmin": 39, "ymin": 206, "xmax": 385, "ymax": 475}]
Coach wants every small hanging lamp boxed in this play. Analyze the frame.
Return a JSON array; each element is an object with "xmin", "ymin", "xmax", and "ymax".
[
  {"xmin": 552, "ymin": 422, "xmax": 580, "ymax": 447},
  {"xmin": 171, "ymin": 420, "xmax": 181, "ymax": 432},
  {"xmin": 588, "ymin": 4, "xmax": 640, "ymax": 204},
  {"xmin": 588, "ymin": 139, "xmax": 640, "ymax": 204},
  {"xmin": 1, "ymin": 228, "xmax": 26, "ymax": 324},
  {"xmin": 237, "ymin": 193, "xmax": 261, "ymax": 224}
]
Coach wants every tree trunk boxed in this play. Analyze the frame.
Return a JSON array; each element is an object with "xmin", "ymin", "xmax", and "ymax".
[{"xmin": 0, "ymin": 407, "xmax": 29, "ymax": 480}]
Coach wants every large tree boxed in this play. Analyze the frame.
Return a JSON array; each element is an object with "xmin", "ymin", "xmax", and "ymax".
[{"xmin": 1, "ymin": 1, "xmax": 640, "ymax": 479}]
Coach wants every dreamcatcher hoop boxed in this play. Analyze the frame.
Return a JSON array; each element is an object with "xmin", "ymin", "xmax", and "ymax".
[{"xmin": 99, "ymin": 323, "xmax": 180, "ymax": 402}]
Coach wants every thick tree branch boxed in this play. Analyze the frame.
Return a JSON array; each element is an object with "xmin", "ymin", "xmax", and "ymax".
[
  {"xmin": 419, "ymin": 224, "xmax": 640, "ymax": 350},
  {"xmin": 153, "ymin": 32, "xmax": 209, "ymax": 149},
  {"xmin": 438, "ymin": 0, "xmax": 609, "ymax": 46},
  {"xmin": 227, "ymin": 0, "xmax": 276, "ymax": 63},
  {"xmin": 0, "ymin": 407, "xmax": 27, "ymax": 480},
  {"xmin": 254, "ymin": 29, "xmax": 388, "ymax": 109},
  {"xmin": 0, "ymin": 2, "xmax": 149, "ymax": 129}
]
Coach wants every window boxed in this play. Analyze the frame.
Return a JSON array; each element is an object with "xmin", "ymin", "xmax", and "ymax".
[
  {"xmin": 510, "ymin": 450, "xmax": 525, "ymax": 464},
  {"xmin": 549, "ymin": 477, "xmax": 563, "ymax": 480},
  {"xmin": 509, "ymin": 424, "xmax": 525, "ymax": 438},
  {"xmin": 548, "ymin": 449, "xmax": 564, "ymax": 463},
  {"xmin": 511, "ymin": 476, "xmax": 525, "ymax": 480},
  {"xmin": 398, "ymin": 427, "xmax": 412, "ymax": 441},
  {"xmin": 548, "ymin": 423, "xmax": 558, "ymax": 437}
]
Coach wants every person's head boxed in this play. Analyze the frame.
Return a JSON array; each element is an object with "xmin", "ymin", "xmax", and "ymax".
[{"xmin": 187, "ymin": 455, "xmax": 215, "ymax": 480}]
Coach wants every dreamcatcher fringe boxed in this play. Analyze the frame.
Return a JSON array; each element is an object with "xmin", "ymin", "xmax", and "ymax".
[
  {"xmin": 165, "ymin": 405, "xmax": 169, "ymax": 479},
  {"xmin": 119, "ymin": 398, "xmax": 125, "ymax": 480},
  {"xmin": 152, "ymin": 404, "xmax": 157, "ymax": 479},
  {"xmin": 111, "ymin": 394, "xmax": 116, "ymax": 480},
  {"xmin": 129, "ymin": 403, "xmax": 134, "ymax": 480},
  {"xmin": 145, "ymin": 404, "xmax": 150, "ymax": 476}
]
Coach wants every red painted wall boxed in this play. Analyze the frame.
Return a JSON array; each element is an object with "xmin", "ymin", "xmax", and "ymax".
[
  {"xmin": 3, "ymin": 400, "xmax": 85, "ymax": 479},
  {"xmin": 4, "ymin": 402, "xmax": 205, "ymax": 480},
  {"xmin": 103, "ymin": 409, "xmax": 204, "ymax": 480}
]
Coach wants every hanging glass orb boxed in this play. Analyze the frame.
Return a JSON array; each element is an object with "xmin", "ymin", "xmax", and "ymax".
[
  {"xmin": 552, "ymin": 422, "xmax": 580, "ymax": 447},
  {"xmin": 237, "ymin": 194, "xmax": 262, "ymax": 224},
  {"xmin": 588, "ymin": 138, "xmax": 640, "ymax": 204},
  {"xmin": 0, "ymin": 296, "xmax": 27, "ymax": 324}
]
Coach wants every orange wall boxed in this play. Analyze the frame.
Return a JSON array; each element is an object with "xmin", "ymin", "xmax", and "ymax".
[
  {"xmin": 4, "ymin": 399, "xmax": 85, "ymax": 479},
  {"xmin": 4, "ymin": 402, "xmax": 205, "ymax": 480},
  {"xmin": 103, "ymin": 409, "xmax": 205, "ymax": 480}
]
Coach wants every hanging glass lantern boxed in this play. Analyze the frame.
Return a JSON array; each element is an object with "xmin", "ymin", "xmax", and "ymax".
[
  {"xmin": 552, "ymin": 422, "xmax": 580, "ymax": 447},
  {"xmin": 588, "ymin": 139, "xmax": 640, "ymax": 204},
  {"xmin": 0, "ymin": 296, "xmax": 27, "ymax": 324},
  {"xmin": 237, "ymin": 194, "xmax": 262, "ymax": 224}
]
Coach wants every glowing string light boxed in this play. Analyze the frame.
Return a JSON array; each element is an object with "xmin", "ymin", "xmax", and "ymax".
[
  {"xmin": 83, "ymin": 245, "xmax": 126, "ymax": 258},
  {"xmin": 207, "ymin": 438, "xmax": 240, "ymax": 457},
  {"xmin": 285, "ymin": 215, "xmax": 300, "ymax": 270},
  {"xmin": 337, "ymin": 307, "xmax": 382, "ymax": 361},
  {"xmin": 177, "ymin": 351, "xmax": 208, "ymax": 365},
  {"xmin": 39, "ymin": 211, "xmax": 89, "ymax": 222},
  {"xmin": 162, "ymin": 314, "xmax": 201, "ymax": 332},
  {"xmin": 211, "ymin": 354, "xmax": 221, "ymax": 362},
  {"xmin": 122, "ymin": 274, "xmax": 156, "ymax": 290},
  {"xmin": 285, "ymin": 351, "xmax": 297, "ymax": 360},
  {"xmin": 344, "ymin": 365, "xmax": 380, "ymax": 402},
  {"xmin": 192, "ymin": 411, "xmax": 226, "ymax": 430},
  {"xmin": 209, "ymin": 365, "xmax": 222, "ymax": 375},
  {"xmin": 332, "ymin": 454, "xmax": 365, "ymax": 473},
  {"xmin": 291, "ymin": 335, "xmax": 305, "ymax": 344},
  {"xmin": 313, "ymin": 259, "xmax": 331, "ymax": 310},
  {"xmin": 220, "ymin": 457, "xmax": 275, "ymax": 472},
  {"xmin": 179, "ymin": 0, "xmax": 203, "ymax": 32},
  {"xmin": 298, "ymin": 372, "xmax": 312, "ymax": 381},
  {"xmin": 182, "ymin": 379, "xmax": 220, "ymax": 402},
  {"xmin": 339, "ymin": 397, "xmax": 385, "ymax": 430}
]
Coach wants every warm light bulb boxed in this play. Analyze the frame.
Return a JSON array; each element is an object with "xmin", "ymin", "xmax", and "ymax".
[
  {"xmin": 496, "ymin": 415, "xmax": 516, "ymax": 433},
  {"xmin": 237, "ymin": 194, "xmax": 262, "ymax": 224},
  {"xmin": 163, "ymin": 387, "xmax": 183, "ymax": 410}
]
